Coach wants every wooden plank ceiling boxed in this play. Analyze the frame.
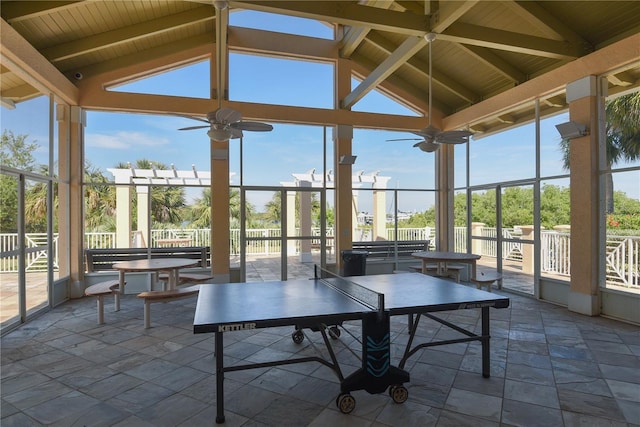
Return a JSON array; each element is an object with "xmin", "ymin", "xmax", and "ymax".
[{"xmin": 1, "ymin": 0, "xmax": 639, "ymax": 136}]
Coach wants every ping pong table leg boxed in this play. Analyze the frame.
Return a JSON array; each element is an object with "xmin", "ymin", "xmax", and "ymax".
[
  {"xmin": 215, "ymin": 331, "xmax": 225, "ymax": 424},
  {"xmin": 481, "ymin": 306, "xmax": 490, "ymax": 378}
]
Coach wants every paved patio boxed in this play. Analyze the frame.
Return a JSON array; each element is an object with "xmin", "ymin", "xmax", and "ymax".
[{"xmin": 2, "ymin": 257, "xmax": 639, "ymax": 426}]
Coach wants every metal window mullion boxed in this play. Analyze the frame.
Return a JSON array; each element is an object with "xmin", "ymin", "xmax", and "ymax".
[{"xmin": 18, "ymin": 174, "xmax": 26, "ymax": 322}]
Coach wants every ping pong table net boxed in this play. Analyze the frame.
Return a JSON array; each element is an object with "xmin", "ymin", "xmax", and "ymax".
[{"xmin": 314, "ymin": 265, "xmax": 385, "ymax": 313}]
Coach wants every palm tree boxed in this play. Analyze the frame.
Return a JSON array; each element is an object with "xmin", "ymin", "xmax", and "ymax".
[
  {"xmin": 188, "ymin": 187, "xmax": 252, "ymax": 229},
  {"xmin": 263, "ymin": 190, "xmax": 322, "ymax": 227},
  {"xmin": 114, "ymin": 159, "xmax": 187, "ymax": 227},
  {"xmin": 189, "ymin": 188, "xmax": 211, "ymax": 229},
  {"xmin": 560, "ymin": 91, "xmax": 640, "ymax": 213},
  {"xmin": 24, "ymin": 165, "xmax": 54, "ymax": 232},
  {"xmin": 84, "ymin": 162, "xmax": 116, "ymax": 231}
]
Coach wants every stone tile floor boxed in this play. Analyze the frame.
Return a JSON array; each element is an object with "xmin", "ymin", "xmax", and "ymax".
[{"xmin": 2, "ymin": 273, "xmax": 640, "ymax": 426}]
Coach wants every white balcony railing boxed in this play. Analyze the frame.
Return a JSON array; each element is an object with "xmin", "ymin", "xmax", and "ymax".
[{"xmin": 1, "ymin": 227, "xmax": 638, "ymax": 289}]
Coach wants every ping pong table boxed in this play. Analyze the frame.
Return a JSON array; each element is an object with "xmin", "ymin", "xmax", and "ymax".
[{"xmin": 193, "ymin": 268, "xmax": 510, "ymax": 424}]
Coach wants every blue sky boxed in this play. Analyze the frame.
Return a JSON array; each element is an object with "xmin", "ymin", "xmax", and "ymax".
[{"xmin": 1, "ymin": 10, "xmax": 638, "ymax": 212}]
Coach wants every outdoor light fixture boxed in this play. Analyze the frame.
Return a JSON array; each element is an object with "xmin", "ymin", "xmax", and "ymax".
[
  {"xmin": 207, "ymin": 127, "xmax": 232, "ymax": 142},
  {"xmin": 213, "ymin": 0, "xmax": 228, "ymax": 10},
  {"xmin": 555, "ymin": 121, "xmax": 589, "ymax": 140},
  {"xmin": 339, "ymin": 155, "xmax": 357, "ymax": 165}
]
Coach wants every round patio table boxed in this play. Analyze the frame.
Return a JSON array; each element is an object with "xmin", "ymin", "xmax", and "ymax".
[{"xmin": 112, "ymin": 258, "xmax": 199, "ymax": 295}]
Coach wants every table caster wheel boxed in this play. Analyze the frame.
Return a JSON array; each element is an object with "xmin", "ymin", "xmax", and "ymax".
[
  {"xmin": 336, "ymin": 393, "xmax": 356, "ymax": 414},
  {"xmin": 292, "ymin": 329, "xmax": 304, "ymax": 344},
  {"xmin": 329, "ymin": 326, "xmax": 341, "ymax": 339},
  {"xmin": 389, "ymin": 385, "xmax": 408, "ymax": 404}
]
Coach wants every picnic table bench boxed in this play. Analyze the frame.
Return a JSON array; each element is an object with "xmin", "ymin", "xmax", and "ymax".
[
  {"xmin": 85, "ymin": 246, "xmax": 210, "ymax": 272},
  {"xmin": 352, "ymin": 240, "xmax": 430, "ymax": 261},
  {"xmin": 84, "ymin": 246, "xmax": 212, "ymax": 327}
]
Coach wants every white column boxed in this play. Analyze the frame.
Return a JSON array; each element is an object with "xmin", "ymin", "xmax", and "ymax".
[
  {"xmin": 299, "ymin": 182, "xmax": 312, "ymax": 262},
  {"xmin": 286, "ymin": 190, "xmax": 297, "ymax": 256},
  {"xmin": 115, "ymin": 186, "xmax": 132, "ymax": 247},
  {"xmin": 372, "ymin": 177, "xmax": 391, "ymax": 240},
  {"xmin": 136, "ymin": 186, "xmax": 149, "ymax": 247},
  {"xmin": 351, "ymin": 188, "xmax": 359, "ymax": 241}
]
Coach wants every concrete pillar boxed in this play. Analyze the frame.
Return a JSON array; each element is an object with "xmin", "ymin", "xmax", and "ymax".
[
  {"xmin": 372, "ymin": 188, "xmax": 386, "ymax": 240},
  {"xmin": 286, "ymin": 190, "xmax": 297, "ymax": 256},
  {"xmin": 566, "ymin": 75, "xmax": 605, "ymax": 316},
  {"xmin": 299, "ymin": 185, "xmax": 312, "ymax": 262},
  {"xmin": 471, "ymin": 223, "xmax": 485, "ymax": 255},
  {"xmin": 115, "ymin": 185, "xmax": 132, "ymax": 248},
  {"xmin": 136, "ymin": 186, "xmax": 149, "ymax": 247},
  {"xmin": 520, "ymin": 225, "xmax": 535, "ymax": 274}
]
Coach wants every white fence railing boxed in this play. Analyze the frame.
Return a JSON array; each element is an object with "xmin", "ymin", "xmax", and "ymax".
[{"xmin": 1, "ymin": 227, "xmax": 638, "ymax": 288}]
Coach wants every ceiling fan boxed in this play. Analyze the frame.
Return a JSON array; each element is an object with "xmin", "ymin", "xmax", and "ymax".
[
  {"xmin": 176, "ymin": 1, "xmax": 273, "ymax": 142},
  {"xmin": 389, "ymin": 32, "xmax": 473, "ymax": 152},
  {"xmin": 177, "ymin": 108, "xmax": 273, "ymax": 142}
]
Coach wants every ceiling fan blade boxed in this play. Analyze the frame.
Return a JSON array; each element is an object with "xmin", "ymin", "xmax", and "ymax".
[
  {"xmin": 435, "ymin": 130, "xmax": 473, "ymax": 144},
  {"xmin": 232, "ymin": 121, "xmax": 273, "ymax": 132},
  {"xmin": 174, "ymin": 114, "xmax": 210, "ymax": 124},
  {"xmin": 443, "ymin": 130, "xmax": 473, "ymax": 138},
  {"xmin": 178, "ymin": 125, "xmax": 211, "ymax": 131},
  {"xmin": 435, "ymin": 136, "xmax": 469, "ymax": 145},
  {"xmin": 215, "ymin": 107, "xmax": 242, "ymax": 124},
  {"xmin": 386, "ymin": 138, "xmax": 423, "ymax": 142}
]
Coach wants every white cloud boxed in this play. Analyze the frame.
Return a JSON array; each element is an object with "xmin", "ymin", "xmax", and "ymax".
[{"xmin": 85, "ymin": 131, "xmax": 170, "ymax": 149}]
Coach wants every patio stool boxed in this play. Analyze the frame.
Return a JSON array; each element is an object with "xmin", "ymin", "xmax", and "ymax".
[
  {"xmin": 158, "ymin": 272, "xmax": 214, "ymax": 288},
  {"xmin": 85, "ymin": 280, "xmax": 122, "ymax": 324},
  {"xmin": 470, "ymin": 272, "xmax": 502, "ymax": 292},
  {"xmin": 137, "ymin": 285, "xmax": 200, "ymax": 329},
  {"xmin": 408, "ymin": 264, "xmax": 439, "ymax": 273},
  {"xmin": 414, "ymin": 263, "xmax": 463, "ymax": 282}
]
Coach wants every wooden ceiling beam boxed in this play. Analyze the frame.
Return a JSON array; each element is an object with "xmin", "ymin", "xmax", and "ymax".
[
  {"xmin": 0, "ymin": 18, "xmax": 78, "ymax": 105},
  {"xmin": 429, "ymin": 0, "xmax": 479, "ymax": 34},
  {"xmin": 1, "ymin": 82, "xmax": 40, "ymax": 102},
  {"xmin": 74, "ymin": 38, "xmax": 213, "ymax": 87},
  {"xmin": 229, "ymin": 27, "xmax": 338, "ymax": 61},
  {"xmin": 1, "ymin": 1, "xmax": 81, "ymax": 23},
  {"xmin": 41, "ymin": 6, "xmax": 214, "ymax": 63},
  {"xmin": 458, "ymin": 44, "xmax": 526, "ymax": 84},
  {"xmin": 215, "ymin": 5, "xmax": 228, "ymax": 105},
  {"xmin": 439, "ymin": 22, "xmax": 587, "ymax": 59},
  {"xmin": 444, "ymin": 34, "xmax": 640, "ymax": 130},
  {"xmin": 340, "ymin": 0, "xmax": 395, "ymax": 58},
  {"xmin": 77, "ymin": 88, "xmax": 426, "ymax": 131},
  {"xmin": 231, "ymin": 1, "xmax": 429, "ymax": 36},
  {"xmin": 366, "ymin": 31, "xmax": 477, "ymax": 104},
  {"xmin": 509, "ymin": 1, "xmax": 590, "ymax": 50},
  {"xmin": 342, "ymin": 35, "xmax": 426, "ymax": 109}
]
